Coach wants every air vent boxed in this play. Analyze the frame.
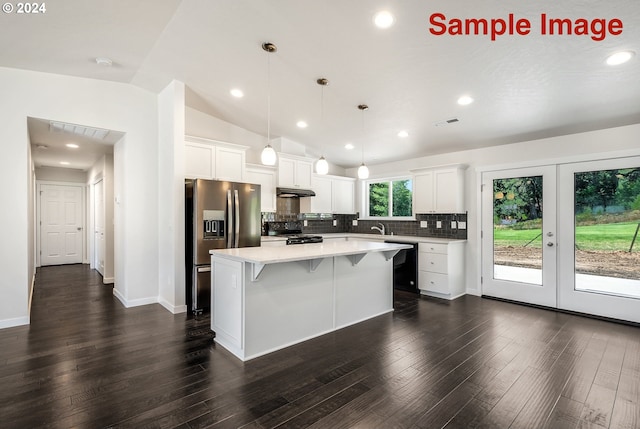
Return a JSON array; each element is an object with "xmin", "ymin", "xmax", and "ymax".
[
  {"xmin": 50, "ymin": 121, "xmax": 110, "ymax": 140},
  {"xmin": 434, "ymin": 118, "xmax": 460, "ymax": 127}
]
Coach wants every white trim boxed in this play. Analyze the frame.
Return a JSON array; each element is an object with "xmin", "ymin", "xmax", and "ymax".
[
  {"xmin": 475, "ymin": 170, "xmax": 483, "ymax": 296},
  {"xmin": 102, "ymin": 276, "xmax": 115, "ymax": 284},
  {"xmin": 28, "ymin": 271, "xmax": 35, "ymax": 314},
  {"xmin": 475, "ymin": 148, "xmax": 640, "ymax": 173},
  {"xmin": 159, "ymin": 298, "xmax": 188, "ymax": 314},
  {"xmin": 0, "ymin": 316, "xmax": 30, "ymax": 329},
  {"xmin": 185, "ymin": 135, "xmax": 249, "ymax": 151},
  {"xmin": 112, "ymin": 288, "xmax": 157, "ymax": 308}
]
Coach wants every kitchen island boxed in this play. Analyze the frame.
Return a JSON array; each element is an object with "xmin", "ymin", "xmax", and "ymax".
[{"xmin": 210, "ymin": 240, "xmax": 412, "ymax": 361}]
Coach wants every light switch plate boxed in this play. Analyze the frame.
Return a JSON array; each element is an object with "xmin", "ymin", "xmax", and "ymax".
[
  {"xmin": 436, "ymin": 221, "xmax": 442, "ymax": 228},
  {"xmin": 333, "ymin": 219, "xmax": 337, "ymax": 226},
  {"xmin": 458, "ymin": 221, "xmax": 467, "ymax": 229},
  {"xmin": 352, "ymin": 219, "xmax": 358, "ymax": 226},
  {"xmin": 420, "ymin": 221, "xmax": 428, "ymax": 228},
  {"xmin": 451, "ymin": 221, "xmax": 457, "ymax": 229}
]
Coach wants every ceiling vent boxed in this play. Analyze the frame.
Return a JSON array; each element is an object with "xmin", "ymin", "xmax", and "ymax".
[
  {"xmin": 434, "ymin": 118, "xmax": 460, "ymax": 127},
  {"xmin": 50, "ymin": 121, "xmax": 110, "ymax": 140}
]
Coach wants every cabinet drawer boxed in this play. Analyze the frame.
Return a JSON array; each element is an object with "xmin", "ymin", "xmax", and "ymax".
[
  {"xmin": 419, "ymin": 242, "xmax": 448, "ymax": 254},
  {"xmin": 419, "ymin": 272, "xmax": 449, "ymax": 294},
  {"xmin": 418, "ymin": 252, "xmax": 448, "ymax": 274}
]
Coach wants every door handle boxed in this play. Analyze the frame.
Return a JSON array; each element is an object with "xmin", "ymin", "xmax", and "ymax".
[
  {"xmin": 234, "ymin": 189, "xmax": 240, "ymax": 248},
  {"xmin": 77, "ymin": 227, "xmax": 82, "ymax": 231},
  {"xmin": 227, "ymin": 190, "xmax": 233, "ymax": 248},
  {"xmin": 547, "ymin": 242, "xmax": 554, "ymax": 247}
]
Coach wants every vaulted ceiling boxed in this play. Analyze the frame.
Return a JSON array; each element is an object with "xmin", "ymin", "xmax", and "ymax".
[{"xmin": 3, "ymin": 0, "xmax": 639, "ymax": 169}]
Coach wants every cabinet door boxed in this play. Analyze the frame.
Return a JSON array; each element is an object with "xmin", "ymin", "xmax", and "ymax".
[
  {"xmin": 311, "ymin": 176, "xmax": 333, "ymax": 213},
  {"xmin": 413, "ymin": 172, "xmax": 434, "ymax": 213},
  {"xmin": 245, "ymin": 167, "xmax": 276, "ymax": 212},
  {"xmin": 332, "ymin": 179, "xmax": 355, "ymax": 214},
  {"xmin": 278, "ymin": 158, "xmax": 297, "ymax": 187},
  {"xmin": 185, "ymin": 143, "xmax": 214, "ymax": 179},
  {"xmin": 296, "ymin": 160, "xmax": 313, "ymax": 188},
  {"xmin": 215, "ymin": 147, "xmax": 245, "ymax": 182},
  {"xmin": 434, "ymin": 168, "xmax": 459, "ymax": 212}
]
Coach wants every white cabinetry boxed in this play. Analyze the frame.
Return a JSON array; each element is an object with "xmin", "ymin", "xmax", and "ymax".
[
  {"xmin": 185, "ymin": 136, "xmax": 247, "ymax": 181},
  {"xmin": 412, "ymin": 165, "xmax": 466, "ymax": 213},
  {"xmin": 277, "ymin": 154, "xmax": 313, "ymax": 189},
  {"xmin": 418, "ymin": 241, "xmax": 465, "ymax": 300},
  {"xmin": 244, "ymin": 164, "xmax": 277, "ymax": 212},
  {"xmin": 300, "ymin": 175, "xmax": 356, "ymax": 214}
]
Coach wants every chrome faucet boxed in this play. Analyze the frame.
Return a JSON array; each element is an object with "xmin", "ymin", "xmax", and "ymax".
[{"xmin": 371, "ymin": 223, "xmax": 385, "ymax": 235}]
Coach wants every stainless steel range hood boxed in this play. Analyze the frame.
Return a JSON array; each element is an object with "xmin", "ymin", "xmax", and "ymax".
[{"xmin": 276, "ymin": 187, "xmax": 316, "ymax": 198}]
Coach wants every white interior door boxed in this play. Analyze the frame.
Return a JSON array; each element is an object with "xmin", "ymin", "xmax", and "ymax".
[
  {"xmin": 481, "ymin": 166, "xmax": 557, "ymax": 307},
  {"xmin": 558, "ymin": 157, "xmax": 640, "ymax": 323},
  {"xmin": 94, "ymin": 179, "xmax": 105, "ymax": 276},
  {"xmin": 40, "ymin": 184, "xmax": 83, "ymax": 265}
]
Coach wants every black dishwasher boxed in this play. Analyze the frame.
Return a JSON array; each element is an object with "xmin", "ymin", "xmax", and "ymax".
[{"xmin": 384, "ymin": 240, "xmax": 419, "ymax": 294}]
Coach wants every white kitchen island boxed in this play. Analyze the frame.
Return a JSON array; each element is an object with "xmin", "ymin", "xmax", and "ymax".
[{"xmin": 210, "ymin": 240, "xmax": 412, "ymax": 361}]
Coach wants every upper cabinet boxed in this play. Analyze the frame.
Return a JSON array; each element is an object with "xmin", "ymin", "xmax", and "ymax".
[
  {"xmin": 185, "ymin": 136, "xmax": 247, "ymax": 182},
  {"xmin": 277, "ymin": 154, "xmax": 313, "ymax": 189},
  {"xmin": 244, "ymin": 164, "xmax": 277, "ymax": 212},
  {"xmin": 300, "ymin": 174, "xmax": 356, "ymax": 214},
  {"xmin": 412, "ymin": 165, "xmax": 466, "ymax": 213}
]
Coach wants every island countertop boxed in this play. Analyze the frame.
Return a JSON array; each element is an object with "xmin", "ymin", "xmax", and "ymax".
[{"xmin": 210, "ymin": 240, "xmax": 412, "ymax": 265}]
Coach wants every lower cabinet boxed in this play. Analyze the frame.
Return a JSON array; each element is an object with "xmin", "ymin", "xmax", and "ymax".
[{"xmin": 418, "ymin": 241, "xmax": 465, "ymax": 300}]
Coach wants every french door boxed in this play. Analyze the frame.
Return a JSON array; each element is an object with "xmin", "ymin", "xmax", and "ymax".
[
  {"xmin": 481, "ymin": 166, "xmax": 557, "ymax": 307},
  {"xmin": 482, "ymin": 158, "xmax": 640, "ymax": 323}
]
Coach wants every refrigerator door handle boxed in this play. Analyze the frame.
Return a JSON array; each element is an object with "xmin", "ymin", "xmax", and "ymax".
[
  {"xmin": 197, "ymin": 266, "xmax": 211, "ymax": 273},
  {"xmin": 227, "ymin": 189, "xmax": 233, "ymax": 248},
  {"xmin": 234, "ymin": 189, "xmax": 240, "ymax": 248}
]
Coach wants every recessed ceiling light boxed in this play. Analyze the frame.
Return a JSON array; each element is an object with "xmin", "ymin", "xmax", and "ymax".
[
  {"xmin": 296, "ymin": 121, "xmax": 308, "ymax": 128},
  {"xmin": 457, "ymin": 95, "xmax": 474, "ymax": 106},
  {"xmin": 95, "ymin": 57, "xmax": 113, "ymax": 67},
  {"xmin": 66, "ymin": 143, "xmax": 79, "ymax": 149},
  {"xmin": 397, "ymin": 130, "xmax": 409, "ymax": 138},
  {"xmin": 230, "ymin": 88, "xmax": 244, "ymax": 98},
  {"xmin": 606, "ymin": 50, "xmax": 635, "ymax": 66},
  {"xmin": 345, "ymin": 143, "xmax": 355, "ymax": 150},
  {"xmin": 59, "ymin": 161, "xmax": 70, "ymax": 165},
  {"xmin": 374, "ymin": 11, "xmax": 394, "ymax": 29}
]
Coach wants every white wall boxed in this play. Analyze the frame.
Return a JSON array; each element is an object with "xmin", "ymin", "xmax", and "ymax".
[
  {"xmin": 185, "ymin": 106, "xmax": 346, "ymax": 176},
  {"xmin": 346, "ymin": 123, "xmax": 640, "ymax": 296},
  {"xmin": 35, "ymin": 166, "xmax": 87, "ymax": 183},
  {"xmin": 0, "ymin": 66, "xmax": 160, "ymax": 328},
  {"xmin": 158, "ymin": 81, "xmax": 187, "ymax": 313}
]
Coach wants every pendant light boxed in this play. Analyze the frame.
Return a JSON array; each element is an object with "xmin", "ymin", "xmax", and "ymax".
[
  {"xmin": 315, "ymin": 78, "xmax": 329, "ymax": 175},
  {"xmin": 260, "ymin": 42, "xmax": 277, "ymax": 166},
  {"xmin": 357, "ymin": 104, "xmax": 370, "ymax": 179}
]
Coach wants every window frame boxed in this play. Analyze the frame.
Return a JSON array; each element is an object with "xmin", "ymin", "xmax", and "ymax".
[{"xmin": 361, "ymin": 175, "xmax": 415, "ymax": 220}]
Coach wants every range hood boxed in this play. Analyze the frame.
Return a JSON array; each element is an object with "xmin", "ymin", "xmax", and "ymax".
[{"xmin": 276, "ymin": 187, "xmax": 316, "ymax": 198}]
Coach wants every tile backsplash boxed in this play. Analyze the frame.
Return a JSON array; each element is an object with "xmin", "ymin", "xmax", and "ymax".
[{"xmin": 262, "ymin": 212, "xmax": 468, "ymax": 239}]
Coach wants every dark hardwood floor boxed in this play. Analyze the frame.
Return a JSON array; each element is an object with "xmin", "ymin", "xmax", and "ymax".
[{"xmin": 1, "ymin": 264, "xmax": 639, "ymax": 429}]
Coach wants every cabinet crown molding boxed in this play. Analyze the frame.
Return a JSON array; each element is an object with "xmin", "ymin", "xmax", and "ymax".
[
  {"xmin": 185, "ymin": 135, "xmax": 249, "ymax": 151},
  {"xmin": 410, "ymin": 163, "xmax": 468, "ymax": 174}
]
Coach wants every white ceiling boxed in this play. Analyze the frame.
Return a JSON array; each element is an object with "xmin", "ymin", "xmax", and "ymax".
[{"xmin": 3, "ymin": 0, "xmax": 640, "ymax": 169}]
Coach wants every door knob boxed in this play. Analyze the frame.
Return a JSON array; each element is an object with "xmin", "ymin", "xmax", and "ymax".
[
  {"xmin": 547, "ymin": 232, "xmax": 554, "ymax": 237},
  {"xmin": 547, "ymin": 242, "xmax": 554, "ymax": 247}
]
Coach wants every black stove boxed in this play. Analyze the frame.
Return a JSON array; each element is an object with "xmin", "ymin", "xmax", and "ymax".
[{"xmin": 286, "ymin": 235, "xmax": 324, "ymax": 245}]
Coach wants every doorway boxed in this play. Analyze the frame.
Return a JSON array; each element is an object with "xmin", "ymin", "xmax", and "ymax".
[
  {"xmin": 93, "ymin": 178, "xmax": 105, "ymax": 276},
  {"xmin": 481, "ymin": 157, "xmax": 640, "ymax": 323}
]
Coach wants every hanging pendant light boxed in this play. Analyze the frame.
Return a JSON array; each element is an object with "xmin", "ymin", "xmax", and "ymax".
[
  {"xmin": 315, "ymin": 78, "xmax": 330, "ymax": 175},
  {"xmin": 357, "ymin": 104, "xmax": 370, "ymax": 179},
  {"xmin": 261, "ymin": 42, "xmax": 277, "ymax": 166}
]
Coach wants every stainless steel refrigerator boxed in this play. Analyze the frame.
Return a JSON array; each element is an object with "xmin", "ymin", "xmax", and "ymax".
[{"xmin": 185, "ymin": 179, "xmax": 261, "ymax": 314}]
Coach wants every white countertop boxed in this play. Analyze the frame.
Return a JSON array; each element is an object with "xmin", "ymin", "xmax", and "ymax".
[
  {"xmin": 261, "ymin": 233, "xmax": 466, "ymax": 244},
  {"xmin": 211, "ymin": 240, "xmax": 412, "ymax": 264}
]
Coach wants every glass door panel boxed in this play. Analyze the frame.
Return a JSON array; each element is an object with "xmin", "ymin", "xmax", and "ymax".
[
  {"xmin": 558, "ymin": 157, "xmax": 640, "ymax": 323},
  {"xmin": 482, "ymin": 166, "xmax": 557, "ymax": 308}
]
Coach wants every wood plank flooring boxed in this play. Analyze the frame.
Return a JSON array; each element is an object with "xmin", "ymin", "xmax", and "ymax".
[{"xmin": 1, "ymin": 264, "xmax": 639, "ymax": 428}]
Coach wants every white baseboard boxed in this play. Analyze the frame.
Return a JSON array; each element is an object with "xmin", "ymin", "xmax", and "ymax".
[
  {"xmin": 0, "ymin": 316, "xmax": 30, "ymax": 329},
  {"xmin": 466, "ymin": 287, "xmax": 481, "ymax": 296},
  {"xmin": 112, "ymin": 288, "xmax": 158, "ymax": 308},
  {"xmin": 102, "ymin": 276, "xmax": 115, "ymax": 284},
  {"xmin": 159, "ymin": 298, "xmax": 188, "ymax": 314}
]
